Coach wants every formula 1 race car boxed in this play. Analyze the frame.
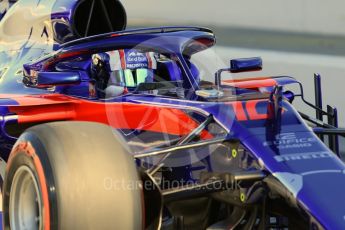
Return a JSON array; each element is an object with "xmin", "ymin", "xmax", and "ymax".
[{"xmin": 0, "ymin": 0, "xmax": 344, "ymax": 230}]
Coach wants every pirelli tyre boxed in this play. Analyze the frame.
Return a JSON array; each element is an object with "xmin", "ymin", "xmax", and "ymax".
[{"xmin": 3, "ymin": 122, "xmax": 143, "ymax": 230}]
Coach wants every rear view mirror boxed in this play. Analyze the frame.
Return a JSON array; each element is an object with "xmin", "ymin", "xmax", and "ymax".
[
  {"xmin": 230, "ymin": 57, "xmax": 262, "ymax": 73},
  {"xmin": 214, "ymin": 57, "xmax": 263, "ymax": 86},
  {"xmin": 37, "ymin": 72, "xmax": 81, "ymax": 87}
]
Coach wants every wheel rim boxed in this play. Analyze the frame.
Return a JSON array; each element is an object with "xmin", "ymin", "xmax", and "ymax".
[{"xmin": 9, "ymin": 165, "xmax": 43, "ymax": 230}]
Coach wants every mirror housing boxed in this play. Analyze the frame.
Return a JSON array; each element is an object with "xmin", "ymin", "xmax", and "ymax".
[
  {"xmin": 36, "ymin": 72, "xmax": 81, "ymax": 87},
  {"xmin": 215, "ymin": 57, "xmax": 263, "ymax": 86},
  {"xmin": 230, "ymin": 57, "xmax": 262, "ymax": 73}
]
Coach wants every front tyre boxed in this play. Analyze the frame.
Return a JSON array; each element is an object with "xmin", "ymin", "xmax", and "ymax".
[{"xmin": 3, "ymin": 122, "xmax": 143, "ymax": 230}]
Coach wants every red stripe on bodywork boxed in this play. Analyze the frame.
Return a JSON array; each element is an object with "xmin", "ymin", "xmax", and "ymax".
[
  {"xmin": 0, "ymin": 94, "xmax": 74, "ymax": 105},
  {"xmin": 222, "ymin": 77, "xmax": 277, "ymax": 89},
  {"xmin": 228, "ymin": 101, "xmax": 247, "ymax": 121},
  {"xmin": 245, "ymin": 100, "xmax": 268, "ymax": 120},
  {"xmin": 6, "ymin": 94, "xmax": 212, "ymax": 138},
  {"xmin": 5, "ymin": 94, "xmax": 271, "ymax": 137},
  {"xmin": 11, "ymin": 104, "xmax": 75, "ymax": 123}
]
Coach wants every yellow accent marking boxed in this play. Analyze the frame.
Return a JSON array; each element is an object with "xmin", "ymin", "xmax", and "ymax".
[
  {"xmin": 232, "ymin": 149, "xmax": 237, "ymax": 158},
  {"xmin": 240, "ymin": 193, "xmax": 246, "ymax": 202}
]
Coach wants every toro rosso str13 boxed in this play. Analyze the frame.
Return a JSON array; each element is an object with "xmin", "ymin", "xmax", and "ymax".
[{"xmin": 0, "ymin": 0, "xmax": 344, "ymax": 230}]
